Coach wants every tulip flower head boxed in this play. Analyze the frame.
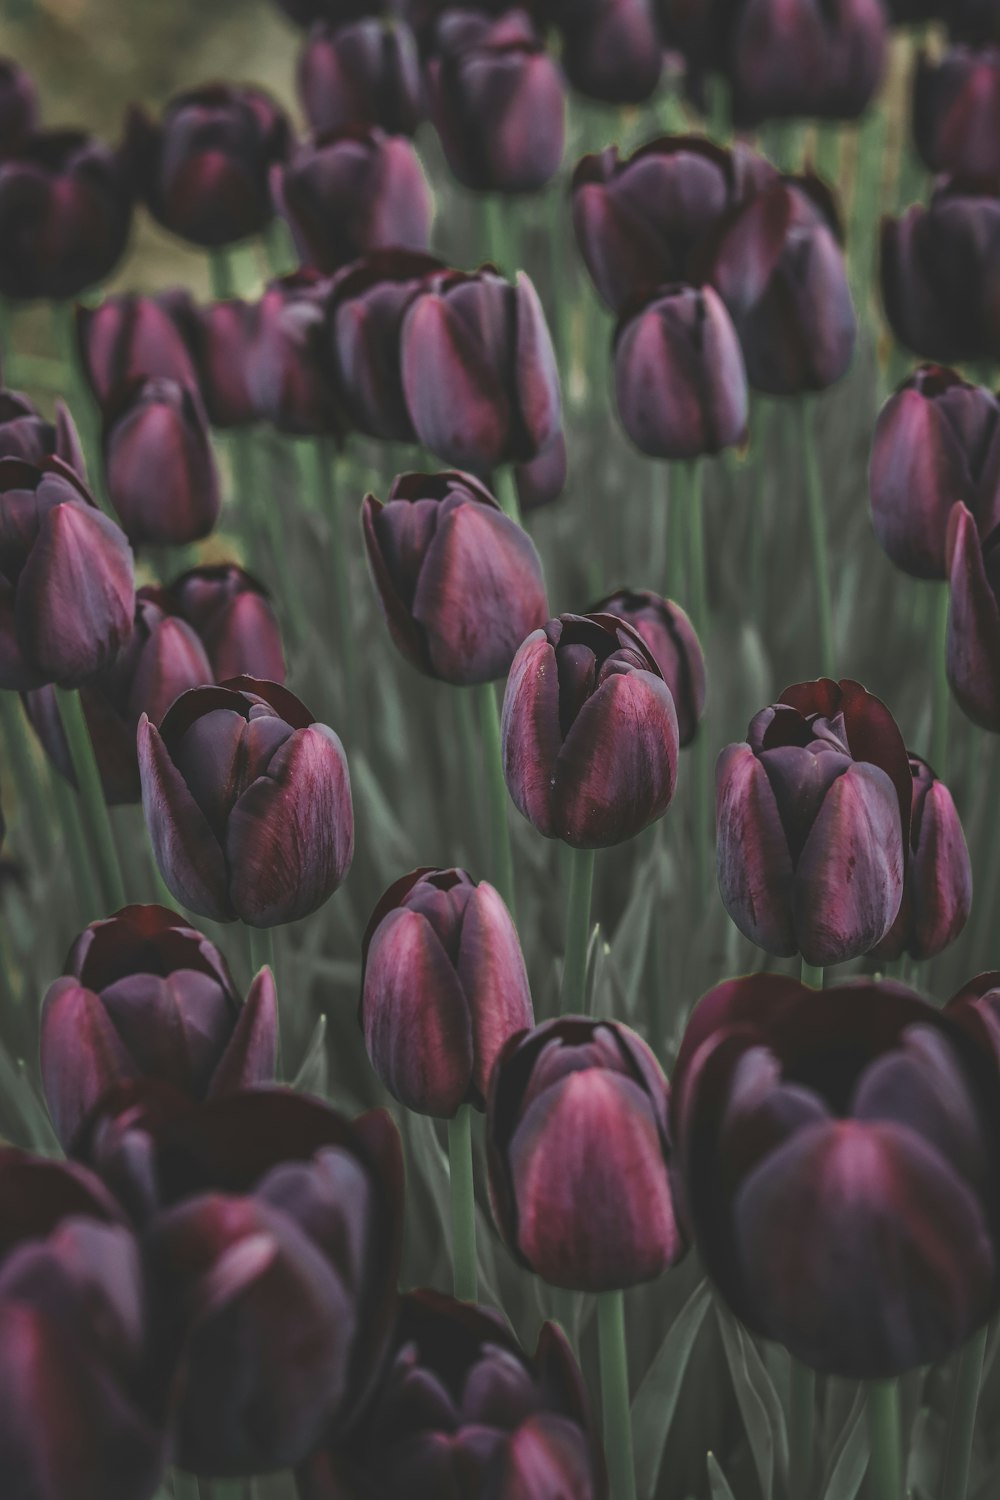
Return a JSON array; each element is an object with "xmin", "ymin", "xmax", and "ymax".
[
  {"xmin": 76, "ymin": 291, "xmax": 200, "ymax": 408},
  {"xmin": 102, "ymin": 376, "xmax": 221, "ymax": 548},
  {"xmin": 0, "ymin": 389, "xmax": 85, "ymax": 473},
  {"xmin": 298, "ymin": 18, "xmax": 424, "ymax": 137},
  {"xmin": 246, "ymin": 269, "xmax": 343, "ymax": 436},
  {"xmin": 914, "ymin": 45, "xmax": 1000, "ymax": 178},
  {"xmin": 164, "ymin": 563, "xmax": 286, "ymax": 683},
  {"xmin": 0, "ymin": 57, "xmax": 38, "ymax": 158},
  {"xmin": 553, "ymin": 0, "xmax": 663, "ymax": 105},
  {"xmin": 726, "ymin": 0, "xmax": 887, "ymax": 128},
  {"xmin": 946, "ymin": 500, "xmax": 1000, "ymax": 730},
  {"xmin": 592, "ymin": 588, "xmax": 706, "ymax": 745},
  {"xmin": 190, "ymin": 295, "xmax": 260, "ymax": 429}
]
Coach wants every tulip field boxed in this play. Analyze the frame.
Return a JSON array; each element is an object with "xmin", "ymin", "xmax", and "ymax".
[{"xmin": 6, "ymin": 1, "xmax": 1000, "ymax": 1498}]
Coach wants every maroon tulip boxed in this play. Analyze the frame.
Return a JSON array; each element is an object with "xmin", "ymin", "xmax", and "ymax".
[
  {"xmin": 0, "ymin": 457, "xmax": 134, "ymax": 692},
  {"xmin": 614, "ymin": 284, "xmax": 748, "ymax": 459},
  {"xmin": 946, "ymin": 500, "xmax": 1000, "ymax": 730},
  {"xmin": 246, "ymin": 270, "xmax": 343, "ymax": 436},
  {"xmin": 591, "ymin": 588, "xmax": 706, "ymax": 746},
  {"xmin": 0, "ymin": 389, "xmax": 84, "ymax": 474},
  {"xmin": 725, "ymin": 0, "xmax": 887, "ymax": 127},
  {"xmin": 716, "ymin": 678, "xmax": 911, "ymax": 965},
  {"xmin": 189, "ymin": 295, "xmax": 260, "ymax": 429},
  {"xmin": 163, "ymin": 563, "xmax": 286, "ymax": 683},
  {"xmin": 128, "ymin": 85, "xmax": 291, "ymax": 248},
  {"xmin": 76, "ymin": 292, "xmax": 199, "ymax": 409},
  {"xmin": 914, "ymin": 46, "xmax": 1000, "ymax": 178},
  {"xmin": 400, "ymin": 266, "xmax": 562, "ymax": 472},
  {"xmin": 487, "ymin": 1017, "xmax": 686, "ymax": 1290},
  {"xmin": 671, "ymin": 975, "xmax": 1000, "ymax": 1377},
  {"xmin": 298, "ymin": 18, "xmax": 424, "ymax": 137},
  {"xmin": 551, "ymin": 0, "xmax": 662, "ymax": 104},
  {"xmin": 363, "ymin": 470, "xmax": 548, "ymax": 684},
  {"xmin": 102, "ymin": 377, "xmax": 220, "ymax": 548},
  {"xmin": 502, "ymin": 612, "xmax": 679, "ymax": 847},
  {"xmin": 0, "ymin": 129, "xmax": 133, "ymax": 301},
  {"xmin": 360, "ymin": 867, "xmax": 533, "ymax": 1116},
  {"xmin": 138, "ymin": 676, "xmax": 354, "ymax": 926},
  {"xmin": 272, "ymin": 128, "xmax": 432, "ymax": 273},
  {"xmin": 299, "ymin": 1290, "xmax": 607, "ymax": 1499},
  {"xmin": 0, "ymin": 58, "xmax": 38, "ymax": 157},
  {"xmin": 40, "ymin": 904, "xmax": 277, "ymax": 1152},
  {"xmin": 426, "ymin": 9, "xmax": 566, "ymax": 193}
]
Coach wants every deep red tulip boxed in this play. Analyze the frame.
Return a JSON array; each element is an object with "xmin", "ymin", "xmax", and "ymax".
[
  {"xmin": 76, "ymin": 292, "xmax": 199, "ymax": 409},
  {"xmin": 138, "ymin": 676, "xmax": 354, "ymax": 926},
  {"xmin": 128, "ymin": 85, "xmax": 291, "ymax": 248},
  {"xmin": 946, "ymin": 500, "xmax": 1000, "ymax": 730},
  {"xmin": 716, "ymin": 678, "xmax": 911, "ymax": 964},
  {"xmin": 189, "ymin": 295, "xmax": 260, "ymax": 429},
  {"xmin": 0, "ymin": 389, "xmax": 84, "ymax": 474},
  {"xmin": 299, "ymin": 18, "xmax": 424, "ymax": 137},
  {"xmin": 102, "ymin": 377, "xmax": 220, "ymax": 548},
  {"xmin": 0, "ymin": 58, "xmax": 38, "ymax": 158},
  {"xmin": 163, "ymin": 563, "xmax": 286, "ymax": 683},
  {"xmin": 726, "ymin": 0, "xmax": 887, "ymax": 127},
  {"xmin": 515, "ymin": 429, "xmax": 568, "ymax": 510},
  {"xmin": 246, "ymin": 270, "xmax": 343, "ymax": 436},
  {"xmin": 671, "ymin": 975, "xmax": 1000, "ymax": 1377},
  {"xmin": 363, "ymin": 470, "xmax": 548, "ymax": 684},
  {"xmin": 592, "ymin": 588, "xmax": 706, "ymax": 746},
  {"xmin": 915, "ymin": 46, "xmax": 1000, "ymax": 178},
  {"xmin": 502, "ymin": 612, "xmax": 679, "ymax": 847},
  {"xmin": 0, "ymin": 129, "xmax": 133, "ymax": 301},
  {"xmin": 0, "ymin": 457, "xmax": 134, "ymax": 692},
  {"xmin": 551, "ymin": 0, "xmax": 662, "ymax": 104},
  {"xmin": 426, "ymin": 9, "xmax": 566, "ymax": 193},
  {"xmin": 487, "ymin": 1017, "xmax": 686, "ymax": 1290}
]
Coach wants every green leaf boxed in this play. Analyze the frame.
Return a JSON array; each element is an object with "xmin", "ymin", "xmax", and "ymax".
[
  {"xmin": 715, "ymin": 1303, "xmax": 789, "ymax": 1500},
  {"xmin": 707, "ymin": 1452, "xmax": 737, "ymax": 1500},
  {"xmin": 292, "ymin": 1014, "xmax": 328, "ymax": 1096},
  {"xmin": 820, "ymin": 1388, "xmax": 867, "ymax": 1500},
  {"xmin": 631, "ymin": 1278, "xmax": 712, "ymax": 1499}
]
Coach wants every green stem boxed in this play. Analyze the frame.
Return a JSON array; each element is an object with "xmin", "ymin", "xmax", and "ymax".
[
  {"xmin": 53, "ymin": 687, "xmax": 126, "ymax": 913},
  {"xmin": 0, "ymin": 692, "xmax": 51, "ymax": 863},
  {"xmin": 931, "ymin": 582, "xmax": 950, "ymax": 776},
  {"xmin": 789, "ymin": 1360, "xmax": 816, "ymax": 1497},
  {"xmin": 476, "ymin": 683, "xmax": 516, "ymax": 919},
  {"xmin": 799, "ymin": 398, "xmax": 835, "ymax": 677},
  {"xmin": 940, "ymin": 1325, "xmax": 988, "ymax": 1500},
  {"xmin": 484, "ymin": 195, "xmax": 507, "ymax": 271},
  {"xmin": 686, "ymin": 461, "xmax": 711, "ymax": 893},
  {"xmin": 667, "ymin": 463, "xmax": 686, "ymax": 601},
  {"xmin": 494, "ymin": 466, "xmax": 523, "ymax": 527},
  {"xmin": 248, "ymin": 925, "xmax": 274, "ymax": 978},
  {"xmin": 561, "ymin": 846, "xmax": 596, "ymax": 1012},
  {"xmin": 312, "ymin": 438, "xmax": 359, "ymax": 728},
  {"xmin": 448, "ymin": 1104, "xmax": 477, "ymax": 1302},
  {"xmin": 208, "ymin": 248, "xmax": 237, "ymax": 301},
  {"xmin": 598, "ymin": 1290, "xmax": 637, "ymax": 1500},
  {"xmin": 801, "ymin": 960, "xmax": 824, "ymax": 990},
  {"xmin": 50, "ymin": 766, "xmax": 98, "ymax": 924},
  {"xmin": 706, "ymin": 75, "xmax": 730, "ymax": 143},
  {"xmin": 51, "ymin": 301, "xmax": 103, "ymax": 506},
  {"xmin": 455, "ymin": 688, "xmax": 483, "ymax": 870},
  {"xmin": 866, "ymin": 1380, "xmax": 902, "ymax": 1500}
]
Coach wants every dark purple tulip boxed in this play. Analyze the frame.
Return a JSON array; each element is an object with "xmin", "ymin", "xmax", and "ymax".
[
  {"xmin": 426, "ymin": 9, "xmax": 566, "ymax": 193},
  {"xmin": 400, "ymin": 266, "xmax": 562, "ymax": 471},
  {"xmin": 76, "ymin": 292, "xmax": 199, "ymax": 409},
  {"xmin": 189, "ymin": 296, "xmax": 260, "ymax": 429},
  {"xmin": 0, "ymin": 389, "xmax": 84, "ymax": 474},
  {"xmin": 948, "ymin": 972, "xmax": 1000, "ymax": 1067},
  {"xmin": 502, "ymin": 612, "xmax": 679, "ymax": 848},
  {"xmin": 360, "ymin": 867, "xmax": 533, "ymax": 1116},
  {"xmin": 946, "ymin": 500, "xmax": 1000, "ymax": 730},
  {"xmin": 40, "ymin": 903, "xmax": 278, "ymax": 1152},
  {"xmin": 138, "ymin": 676, "xmax": 354, "ymax": 926},
  {"xmin": 128, "ymin": 85, "xmax": 291, "ymax": 248},
  {"xmin": 164, "ymin": 563, "xmax": 286, "ymax": 683},
  {"xmin": 103, "ymin": 377, "xmax": 220, "ymax": 548},
  {"xmin": 246, "ymin": 270, "xmax": 343, "ymax": 436},
  {"xmin": 716, "ymin": 677, "xmax": 911, "ymax": 965},
  {"xmin": 515, "ymin": 429, "xmax": 568, "ymax": 510},
  {"xmin": 614, "ymin": 283, "xmax": 748, "ymax": 459},
  {"xmin": 0, "ymin": 457, "xmax": 134, "ymax": 692},
  {"xmin": 272, "ymin": 128, "xmax": 432, "ymax": 274},
  {"xmin": 0, "ymin": 58, "xmax": 38, "ymax": 158},
  {"xmin": 914, "ymin": 46, "xmax": 1000, "ymax": 178},
  {"xmin": 671, "ymin": 975, "xmax": 1000, "ymax": 1378},
  {"xmin": 299, "ymin": 18, "xmax": 424, "ymax": 136},
  {"xmin": 0, "ymin": 129, "xmax": 133, "ymax": 301},
  {"xmin": 591, "ymin": 588, "xmax": 706, "ymax": 746},
  {"xmin": 298, "ymin": 1289, "xmax": 607, "ymax": 1499},
  {"xmin": 363, "ymin": 470, "xmax": 548, "ymax": 684},
  {"xmin": 552, "ymin": 0, "xmax": 662, "ymax": 104},
  {"xmin": 487, "ymin": 1017, "xmax": 686, "ymax": 1290}
]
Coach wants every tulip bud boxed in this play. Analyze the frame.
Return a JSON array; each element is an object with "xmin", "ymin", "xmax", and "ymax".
[
  {"xmin": 0, "ymin": 129, "xmax": 133, "ymax": 301},
  {"xmin": 128, "ymin": 85, "xmax": 291, "ymax": 248},
  {"xmin": 299, "ymin": 18, "xmax": 424, "ymax": 137},
  {"xmin": 869, "ymin": 366, "xmax": 1000, "ymax": 580},
  {"xmin": 426, "ymin": 9, "xmax": 566, "ymax": 193},
  {"xmin": 0, "ymin": 390, "xmax": 84, "ymax": 475},
  {"xmin": 76, "ymin": 292, "xmax": 199, "ymax": 409},
  {"xmin": 551, "ymin": 0, "xmax": 662, "ymax": 104},
  {"xmin": 138, "ymin": 676, "xmax": 354, "ymax": 926},
  {"xmin": 591, "ymin": 588, "xmax": 706, "ymax": 746},
  {"xmin": 671, "ymin": 975, "xmax": 1000, "ymax": 1378},
  {"xmin": 189, "ymin": 295, "xmax": 260, "ymax": 429},
  {"xmin": 103, "ymin": 377, "xmax": 221, "ymax": 548},
  {"xmin": 914, "ymin": 46, "xmax": 1000, "ymax": 178},
  {"xmin": 400, "ymin": 266, "xmax": 562, "ymax": 471},
  {"xmin": 502, "ymin": 612, "xmax": 679, "ymax": 847},
  {"xmin": 164, "ymin": 563, "xmax": 286, "ymax": 683},
  {"xmin": 716, "ymin": 677, "xmax": 910, "ymax": 965},
  {"xmin": 272, "ymin": 128, "xmax": 432, "ymax": 274},
  {"xmin": 246, "ymin": 270, "xmax": 343, "ymax": 436},
  {"xmin": 946, "ymin": 500, "xmax": 1000, "ymax": 730},
  {"xmin": 487, "ymin": 1017, "xmax": 686, "ymax": 1290},
  {"xmin": 363, "ymin": 470, "xmax": 548, "ymax": 684},
  {"xmin": 0, "ymin": 58, "xmax": 38, "ymax": 158}
]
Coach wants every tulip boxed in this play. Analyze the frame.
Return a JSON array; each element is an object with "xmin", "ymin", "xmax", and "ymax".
[
  {"xmin": 189, "ymin": 295, "xmax": 260, "ymax": 429},
  {"xmin": 164, "ymin": 563, "xmax": 286, "ymax": 683},
  {"xmin": 551, "ymin": 0, "xmax": 662, "ymax": 104},
  {"xmin": 76, "ymin": 292, "xmax": 199, "ymax": 409},
  {"xmin": 914, "ymin": 46, "xmax": 1000, "ymax": 178},
  {"xmin": 102, "ymin": 377, "xmax": 221, "ymax": 548},
  {"xmin": 670, "ymin": 974, "xmax": 1000, "ymax": 1378},
  {"xmin": 946, "ymin": 500, "xmax": 1000, "ymax": 730},
  {"xmin": 40, "ymin": 903, "xmax": 278, "ymax": 1151},
  {"xmin": 515, "ymin": 430, "xmax": 568, "ymax": 510},
  {"xmin": 0, "ymin": 457, "xmax": 134, "ymax": 692},
  {"xmin": 0, "ymin": 129, "xmax": 133, "ymax": 301},
  {"xmin": 591, "ymin": 588, "xmax": 706, "ymax": 746},
  {"xmin": 298, "ymin": 18, "xmax": 424, "ymax": 137},
  {"xmin": 298, "ymin": 1289, "xmax": 607, "ymax": 1499},
  {"xmin": 716, "ymin": 678, "xmax": 911, "ymax": 965},
  {"xmin": 245, "ymin": 270, "xmax": 343, "ymax": 436},
  {"xmin": 948, "ymin": 971, "xmax": 1000, "ymax": 1065},
  {"xmin": 363, "ymin": 470, "xmax": 548, "ymax": 684},
  {"xmin": 870, "ymin": 366, "xmax": 1000, "ymax": 581},
  {"xmin": 138, "ymin": 676, "xmax": 354, "ymax": 926},
  {"xmin": 0, "ymin": 389, "xmax": 84, "ymax": 473},
  {"xmin": 128, "ymin": 85, "xmax": 291, "ymax": 248},
  {"xmin": 426, "ymin": 9, "xmax": 566, "ymax": 194},
  {"xmin": 271, "ymin": 128, "xmax": 432, "ymax": 274},
  {"xmin": 0, "ymin": 58, "xmax": 38, "ymax": 158}
]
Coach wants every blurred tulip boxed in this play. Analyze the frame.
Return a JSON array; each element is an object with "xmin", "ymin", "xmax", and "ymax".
[
  {"xmin": 0, "ymin": 58, "xmax": 38, "ymax": 158},
  {"xmin": 671, "ymin": 974, "xmax": 1000, "ymax": 1377},
  {"xmin": 716, "ymin": 678, "xmax": 910, "ymax": 964},
  {"xmin": 515, "ymin": 430, "xmax": 568, "ymax": 510},
  {"xmin": 592, "ymin": 588, "xmax": 706, "ymax": 745},
  {"xmin": 552, "ymin": 0, "xmax": 662, "ymax": 103},
  {"xmin": 246, "ymin": 270, "xmax": 343, "ymax": 436},
  {"xmin": 725, "ymin": 0, "xmax": 887, "ymax": 127},
  {"xmin": 103, "ymin": 377, "xmax": 220, "ymax": 548},
  {"xmin": 946, "ymin": 500, "xmax": 1000, "ymax": 730},
  {"xmin": 487, "ymin": 1017, "xmax": 686, "ymax": 1290},
  {"xmin": 0, "ymin": 129, "xmax": 133, "ymax": 301},
  {"xmin": 138, "ymin": 676, "xmax": 354, "ymax": 926},
  {"xmin": 869, "ymin": 366, "xmax": 1000, "ymax": 580},
  {"xmin": 0, "ymin": 389, "xmax": 84, "ymax": 473},
  {"xmin": 873, "ymin": 754, "xmax": 972, "ymax": 961},
  {"xmin": 914, "ymin": 46, "xmax": 1000, "ymax": 178},
  {"xmin": 299, "ymin": 1289, "xmax": 607, "ymax": 1499},
  {"xmin": 948, "ymin": 971, "xmax": 1000, "ymax": 1064},
  {"xmin": 164, "ymin": 563, "xmax": 286, "ymax": 683},
  {"xmin": 426, "ymin": 9, "xmax": 566, "ymax": 193},
  {"xmin": 299, "ymin": 18, "xmax": 424, "ymax": 136},
  {"xmin": 189, "ymin": 296, "xmax": 259, "ymax": 429},
  {"xmin": 363, "ymin": 470, "xmax": 548, "ymax": 684},
  {"xmin": 76, "ymin": 292, "xmax": 199, "ymax": 409},
  {"xmin": 128, "ymin": 85, "xmax": 290, "ymax": 248}
]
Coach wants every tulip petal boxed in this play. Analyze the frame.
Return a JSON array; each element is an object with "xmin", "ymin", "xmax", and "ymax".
[
  {"xmin": 501, "ymin": 631, "xmax": 562, "ymax": 839},
  {"xmin": 908, "ymin": 780, "xmax": 973, "ymax": 960},
  {"xmin": 513, "ymin": 272, "xmax": 562, "ymax": 457},
  {"xmin": 401, "ymin": 292, "xmax": 510, "ymax": 468},
  {"xmin": 39, "ymin": 979, "xmax": 138, "ymax": 1150},
  {"xmin": 715, "ymin": 743, "xmax": 796, "ymax": 955},
  {"xmin": 209, "ymin": 966, "xmax": 279, "ymax": 1097},
  {"xmin": 946, "ymin": 501, "xmax": 1000, "ymax": 730},
  {"xmin": 458, "ymin": 883, "xmax": 534, "ymax": 1104},
  {"xmin": 137, "ymin": 714, "xmax": 234, "ymax": 923}
]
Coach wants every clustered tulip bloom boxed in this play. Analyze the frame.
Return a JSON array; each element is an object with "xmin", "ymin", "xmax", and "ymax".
[
  {"xmin": 298, "ymin": 18, "xmax": 424, "ymax": 137},
  {"xmin": 0, "ymin": 56, "xmax": 38, "ymax": 157},
  {"xmin": 76, "ymin": 291, "xmax": 200, "ymax": 408},
  {"xmin": 914, "ymin": 46, "xmax": 1000, "ymax": 178},
  {"xmin": 0, "ymin": 389, "xmax": 84, "ymax": 472},
  {"xmin": 671, "ymin": 975, "xmax": 1000, "ymax": 1377},
  {"xmin": 102, "ymin": 376, "xmax": 220, "ymax": 548},
  {"xmin": 550, "ymin": 0, "xmax": 663, "ymax": 105},
  {"xmin": 246, "ymin": 270, "xmax": 343, "ymax": 435},
  {"xmin": 946, "ymin": 500, "xmax": 1000, "ymax": 730},
  {"xmin": 190, "ymin": 294, "xmax": 260, "ymax": 428},
  {"xmin": 592, "ymin": 588, "xmax": 706, "ymax": 745},
  {"xmin": 164, "ymin": 563, "xmax": 286, "ymax": 682}
]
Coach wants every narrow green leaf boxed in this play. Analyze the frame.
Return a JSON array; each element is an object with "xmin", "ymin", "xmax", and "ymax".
[
  {"xmin": 631, "ymin": 1278, "xmax": 712, "ymax": 1498},
  {"xmin": 707, "ymin": 1452, "xmax": 737, "ymax": 1500},
  {"xmin": 715, "ymin": 1303, "xmax": 789, "ymax": 1499},
  {"xmin": 820, "ymin": 1388, "xmax": 867, "ymax": 1500},
  {"xmin": 292, "ymin": 1014, "xmax": 328, "ymax": 1096}
]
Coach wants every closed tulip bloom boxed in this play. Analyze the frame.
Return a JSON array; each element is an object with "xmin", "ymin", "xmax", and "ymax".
[
  {"xmin": 299, "ymin": 1290, "xmax": 607, "ymax": 1500},
  {"xmin": 103, "ymin": 377, "xmax": 220, "ymax": 548},
  {"xmin": 503, "ymin": 612, "xmax": 679, "ymax": 847},
  {"xmin": 0, "ymin": 390, "xmax": 84, "ymax": 474},
  {"xmin": 164, "ymin": 564, "xmax": 286, "ymax": 683},
  {"xmin": 872, "ymin": 754, "xmax": 972, "ymax": 961},
  {"xmin": 0, "ymin": 58, "xmax": 38, "ymax": 157},
  {"xmin": 299, "ymin": 18, "xmax": 424, "ymax": 137},
  {"xmin": 716, "ymin": 678, "xmax": 911, "ymax": 965},
  {"xmin": 138, "ymin": 676, "xmax": 354, "ymax": 926},
  {"xmin": 246, "ymin": 271, "xmax": 343, "ymax": 436},
  {"xmin": 946, "ymin": 500, "xmax": 1000, "ymax": 730},
  {"xmin": 0, "ymin": 129, "xmax": 133, "ymax": 301},
  {"xmin": 487, "ymin": 1017, "xmax": 686, "ymax": 1290},
  {"xmin": 363, "ymin": 470, "xmax": 548, "ymax": 684},
  {"xmin": 553, "ymin": 0, "xmax": 662, "ymax": 104},
  {"xmin": 592, "ymin": 588, "xmax": 706, "ymax": 746},
  {"xmin": 726, "ymin": 0, "xmax": 887, "ymax": 127},
  {"xmin": 190, "ymin": 296, "xmax": 259, "ymax": 429},
  {"xmin": 76, "ymin": 292, "xmax": 199, "ymax": 409},
  {"xmin": 671, "ymin": 975, "xmax": 1000, "ymax": 1378},
  {"xmin": 426, "ymin": 9, "xmax": 566, "ymax": 193},
  {"xmin": 914, "ymin": 47, "xmax": 1000, "ymax": 178},
  {"xmin": 400, "ymin": 267, "xmax": 562, "ymax": 471}
]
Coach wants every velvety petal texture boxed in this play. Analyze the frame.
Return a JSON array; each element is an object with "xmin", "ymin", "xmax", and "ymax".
[
  {"xmin": 592, "ymin": 589, "xmax": 706, "ymax": 746},
  {"xmin": 76, "ymin": 292, "xmax": 199, "ymax": 408},
  {"xmin": 873, "ymin": 754, "xmax": 972, "ymax": 962},
  {"xmin": 947, "ymin": 501, "xmax": 1000, "ymax": 731},
  {"xmin": 299, "ymin": 18, "xmax": 424, "ymax": 138},
  {"xmin": 914, "ymin": 46, "xmax": 1000, "ymax": 178},
  {"xmin": 103, "ymin": 377, "xmax": 221, "ymax": 548}
]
